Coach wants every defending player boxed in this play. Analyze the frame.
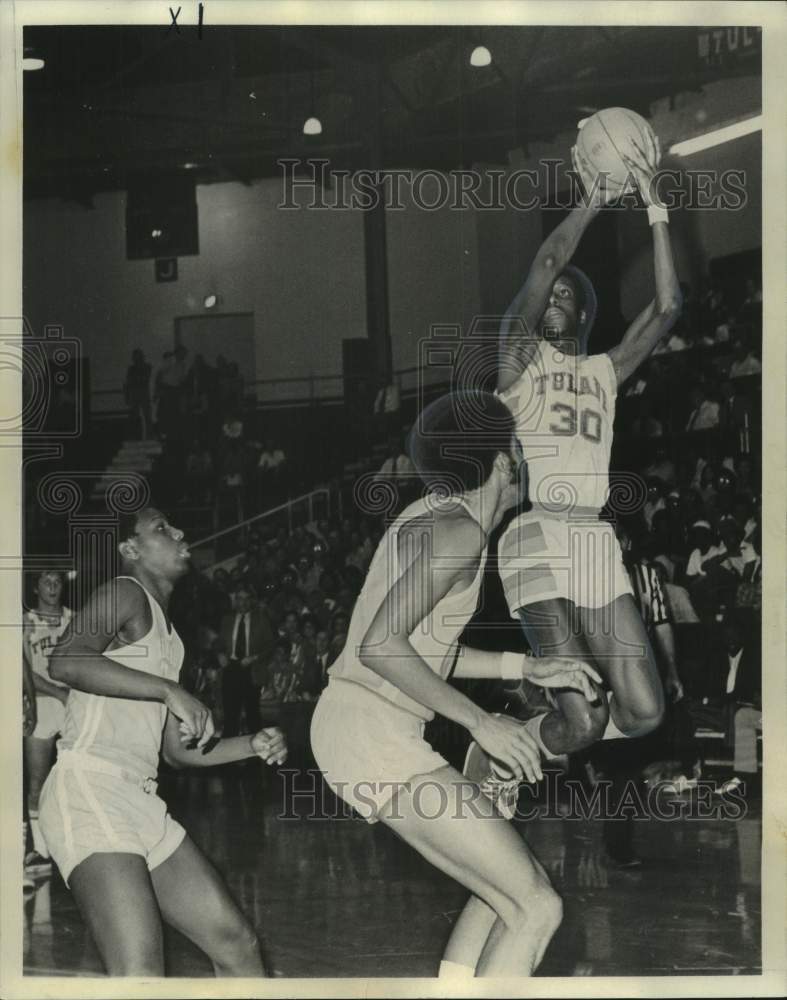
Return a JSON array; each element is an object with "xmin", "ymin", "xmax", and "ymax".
[
  {"xmin": 492, "ymin": 130, "xmax": 682, "ymax": 764},
  {"xmin": 311, "ymin": 391, "xmax": 602, "ymax": 977},
  {"xmin": 39, "ymin": 507, "xmax": 287, "ymax": 976},
  {"xmin": 23, "ymin": 570, "xmax": 72, "ymax": 877}
]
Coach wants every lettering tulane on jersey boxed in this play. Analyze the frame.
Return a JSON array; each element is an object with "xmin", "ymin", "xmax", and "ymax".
[
  {"xmin": 30, "ymin": 633, "xmax": 60, "ymax": 657},
  {"xmin": 533, "ymin": 371, "xmax": 609, "ymax": 413}
]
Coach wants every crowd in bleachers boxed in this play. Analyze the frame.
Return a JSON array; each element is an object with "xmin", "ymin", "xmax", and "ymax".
[
  {"xmin": 613, "ymin": 271, "xmax": 761, "ymax": 629},
  {"xmin": 123, "ymin": 346, "xmax": 292, "ymax": 526},
  {"xmin": 169, "ymin": 511, "xmax": 385, "ymax": 762},
  {"xmin": 607, "ymin": 269, "xmax": 762, "ymax": 795}
]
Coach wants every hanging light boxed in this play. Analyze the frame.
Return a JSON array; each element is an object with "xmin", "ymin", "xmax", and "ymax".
[
  {"xmin": 302, "ymin": 56, "xmax": 322, "ymax": 136},
  {"xmin": 303, "ymin": 116, "xmax": 322, "ymax": 135},
  {"xmin": 470, "ymin": 45, "xmax": 492, "ymax": 68},
  {"xmin": 23, "ymin": 45, "xmax": 45, "ymax": 71}
]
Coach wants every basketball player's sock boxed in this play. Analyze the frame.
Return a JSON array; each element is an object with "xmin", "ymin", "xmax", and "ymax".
[
  {"xmin": 439, "ymin": 960, "xmax": 474, "ymax": 980},
  {"xmin": 522, "ymin": 713, "xmax": 564, "ymax": 760},
  {"xmin": 600, "ymin": 692, "xmax": 631, "ymax": 741},
  {"xmin": 28, "ymin": 811, "xmax": 50, "ymax": 858}
]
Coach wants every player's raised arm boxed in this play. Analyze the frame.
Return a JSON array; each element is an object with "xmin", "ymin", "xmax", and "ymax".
[
  {"xmin": 607, "ymin": 135, "xmax": 682, "ymax": 386},
  {"xmin": 498, "ymin": 199, "xmax": 601, "ymax": 393}
]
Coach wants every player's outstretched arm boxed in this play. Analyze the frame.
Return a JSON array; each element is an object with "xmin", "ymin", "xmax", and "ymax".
[
  {"xmin": 498, "ymin": 200, "xmax": 600, "ymax": 393},
  {"xmin": 162, "ymin": 711, "xmax": 287, "ymax": 768},
  {"xmin": 607, "ymin": 135, "xmax": 682, "ymax": 385},
  {"xmin": 452, "ymin": 647, "xmax": 601, "ymax": 702}
]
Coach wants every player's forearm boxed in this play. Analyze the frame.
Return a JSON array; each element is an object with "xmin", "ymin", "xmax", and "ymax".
[
  {"xmin": 359, "ymin": 641, "xmax": 486, "ymax": 732},
  {"xmin": 23, "ymin": 662, "xmax": 37, "ymax": 706},
  {"xmin": 166, "ymin": 733, "xmax": 255, "ymax": 769},
  {"xmin": 651, "ymin": 223, "xmax": 682, "ymax": 318},
  {"xmin": 608, "ymin": 223, "xmax": 682, "ymax": 383},
  {"xmin": 50, "ymin": 646, "xmax": 173, "ymax": 702},
  {"xmin": 541, "ymin": 202, "xmax": 600, "ymax": 274},
  {"xmin": 32, "ymin": 672, "xmax": 68, "ymax": 700},
  {"xmin": 452, "ymin": 646, "xmax": 520, "ymax": 680},
  {"xmin": 653, "ymin": 622, "xmax": 679, "ymax": 676},
  {"xmin": 501, "ymin": 202, "xmax": 599, "ymax": 347},
  {"xmin": 617, "ymin": 300, "xmax": 656, "ymax": 348}
]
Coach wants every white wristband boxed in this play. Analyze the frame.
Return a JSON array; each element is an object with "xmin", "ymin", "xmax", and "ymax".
[
  {"xmin": 501, "ymin": 651, "xmax": 524, "ymax": 681},
  {"xmin": 647, "ymin": 204, "xmax": 669, "ymax": 226}
]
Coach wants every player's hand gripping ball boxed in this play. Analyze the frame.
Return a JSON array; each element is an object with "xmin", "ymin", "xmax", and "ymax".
[{"xmin": 572, "ymin": 107, "xmax": 660, "ymax": 205}]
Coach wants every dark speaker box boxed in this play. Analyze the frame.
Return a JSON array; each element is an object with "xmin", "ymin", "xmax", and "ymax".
[{"xmin": 126, "ymin": 174, "xmax": 199, "ymax": 260}]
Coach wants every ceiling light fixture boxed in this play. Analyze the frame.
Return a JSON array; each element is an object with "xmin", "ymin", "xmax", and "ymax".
[
  {"xmin": 303, "ymin": 51, "xmax": 323, "ymax": 136},
  {"xmin": 303, "ymin": 116, "xmax": 322, "ymax": 136},
  {"xmin": 470, "ymin": 45, "xmax": 492, "ymax": 68}
]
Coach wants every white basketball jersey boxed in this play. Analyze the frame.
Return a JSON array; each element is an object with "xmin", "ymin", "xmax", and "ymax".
[
  {"xmin": 498, "ymin": 340, "xmax": 618, "ymax": 514},
  {"xmin": 24, "ymin": 607, "xmax": 72, "ymax": 686},
  {"xmin": 329, "ymin": 496, "xmax": 487, "ymax": 721},
  {"xmin": 58, "ymin": 576, "xmax": 184, "ymax": 777}
]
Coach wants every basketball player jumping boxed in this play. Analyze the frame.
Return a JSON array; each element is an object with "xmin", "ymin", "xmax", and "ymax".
[
  {"xmin": 491, "ymin": 130, "xmax": 682, "ymax": 765},
  {"xmin": 311, "ymin": 390, "xmax": 602, "ymax": 978},
  {"xmin": 40, "ymin": 507, "xmax": 287, "ymax": 976}
]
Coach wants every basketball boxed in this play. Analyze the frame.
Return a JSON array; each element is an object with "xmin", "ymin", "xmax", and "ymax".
[{"xmin": 574, "ymin": 107, "xmax": 656, "ymax": 194}]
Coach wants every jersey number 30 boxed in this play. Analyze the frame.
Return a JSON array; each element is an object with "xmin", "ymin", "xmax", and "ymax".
[{"xmin": 549, "ymin": 402, "xmax": 602, "ymax": 442}]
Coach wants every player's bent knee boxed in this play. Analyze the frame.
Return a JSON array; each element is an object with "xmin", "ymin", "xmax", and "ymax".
[
  {"xmin": 534, "ymin": 885, "xmax": 563, "ymax": 936},
  {"xmin": 505, "ymin": 886, "xmax": 563, "ymax": 940},
  {"xmin": 580, "ymin": 706, "xmax": 609, "ymax": 744},
  {"xmin": 207, "ymin": 916, "xmax": 261, "ymax": 968},
  {"xmin": 499, "ymin": 871, "xmax": 562, "ymax": 935},
  {"xmin": 629, "ymin": 679, "xmax": 665, "ymax": 735},
  {"xmin": 644, "ymin": 699, "xmax": 665, "ymax": 733},
  {"xmin": 564, "ymin": 700, "xmax": 608, "ymax": 751}
]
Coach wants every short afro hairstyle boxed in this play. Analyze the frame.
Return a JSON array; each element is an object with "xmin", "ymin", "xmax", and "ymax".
[
  {"xmin": 407, "ymin": 390, "xmax": 515, "ymax": 495},
  {"xmin": 116, "ymin": 506, "xmax": 160, "ymax": 550}
]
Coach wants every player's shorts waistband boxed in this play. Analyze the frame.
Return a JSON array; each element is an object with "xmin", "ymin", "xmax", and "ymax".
[{"xmin": 56, "ymin": 750, "xmax": 158, "ymax": 795}]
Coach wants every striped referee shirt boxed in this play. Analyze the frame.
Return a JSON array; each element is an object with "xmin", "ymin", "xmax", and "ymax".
[{"xmin": 627, "ymin": 560, "xmax": 670, "ymax": 631}]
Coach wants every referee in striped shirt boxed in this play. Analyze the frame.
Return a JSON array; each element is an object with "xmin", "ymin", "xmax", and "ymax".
[
  {"xmin": 593, "ymin": 519, "xmax": 692, "ymax": 866},
  {"xmin": 617, "ymin": 520, "xmax": 684, "ymax": 703}
]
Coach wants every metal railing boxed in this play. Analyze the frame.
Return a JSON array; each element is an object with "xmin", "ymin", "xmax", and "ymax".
[
  {"xmin": 90, "ymin": 364, "xmax": 431, "ymax": 415},
  {"xmin": 188, "ymin": 487, "xmax": 332, "ymax": 574}
]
